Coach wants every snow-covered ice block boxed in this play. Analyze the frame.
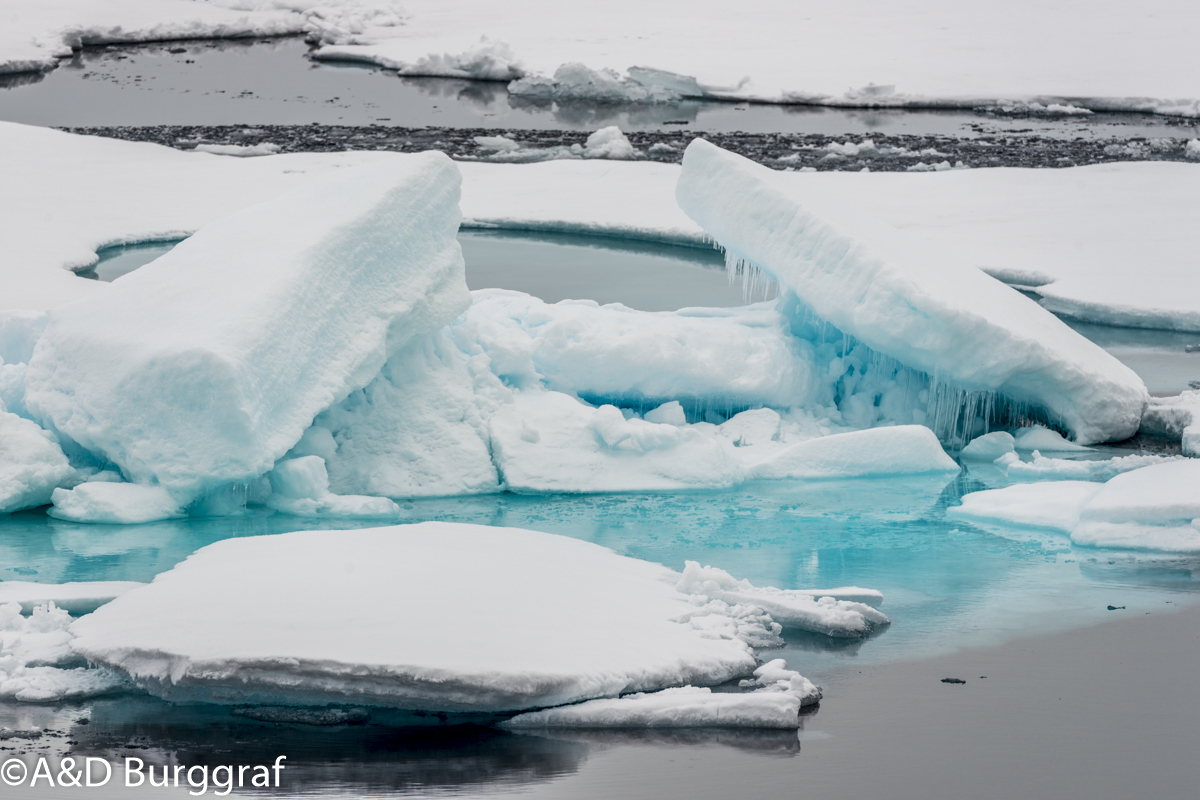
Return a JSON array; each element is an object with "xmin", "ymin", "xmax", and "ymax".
[
  {"xmin": 1013, "ymin": 425, "xmax": 1091, "ymax": 452},
  {"xmin": 947, "ymin": 481, "xmax": 1101, "ymax": 533},
  {"xmin": 960, "ymin": 431, "xmax": 1016, "ymax": 460},
  {"xmin": 490, "ymin": 392, "xmax": 743, "ymax": 493},
  {"xmin": 749, "ymin": 426, "xmax": 959, "ymax": 481},
  {"xmin": 49, "ymin": 482, "xmax": 184, "ymax": 524},
  {"xmin": 500, "ymin": 684, "xmax": 806, "ymax": 730},
  {"xmin": 70, "ymin": 523, "xmax": 781, "ymax": 711},
  {"xmin": 1072, "ymin": 460, "xmax": 1200, "ymax": 551},
  {"xmin": 0, "ymin": 581, "xmax": 144, "ymax": 615},
  {"xmin": 264, "ymin": 456, "xmax": 400, "ymax": 518},
  {"xmin": 675, "ymin": 139, "xmax": 1148, "ymax": 445},
  {"xmin": 676, "ymin": 562, "xmax": 888, "ymax": 638},
  {"xmin": 0, "ymin": 409, "xmax": 75, "ymax": 514},
  {"xmin": 456, "ymin": 290, "xmax": 818, "ymax": 409},
  {"xmin": 1003, "ymin": 451, "xmax": 1181, "ymax": 482},
  {"xmin": 25, "ymin": 154, "xmax": 469, "ymax": 504}
]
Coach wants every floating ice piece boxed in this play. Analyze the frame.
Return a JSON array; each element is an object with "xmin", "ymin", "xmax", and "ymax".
[
  {"xmin": 739, "ymin": 658, "xmax": 823, "ymax": 706},
  {"xmin": 501, "ymin": 682, "xmax": 812, "ymax": 730},
  {"xmin": 1004, "ymin": 451, "xmax": 1182, "ymax": 481},
  {"xmin": 0, "ymin": 409, "xmax": 75, "ymax": 513},
  {"xmin": 948, "ymin": 481, "xmax": 1101, "ymax": 533},
  {"xmin": 0, "ymin": 581, "xmax": 145, "ymax": 615},
  {"xmin": 25, "ymin": 154, "xmax": 469, "ymax": 505},
  {"xmin": 0, "ymin": 601, "xmax": 130, "ymax": 702},
  {"xmin": 1141, "ymin": 391, "xmax": 1200, "ymax": 456},
  {"xmin": 265, "ymin": 456, "xmax": 400, "ymax": 518},
  {"xmin": 1013, "ymin": 425, "xmax": 1091, "ymax": 452},
  {"xmin": 49, "ymin": 483, "xmax": 184, "ymax": 525},
  {"xmin": 490, "ymin": 392, "xmax": 743, "ymax": 493},
  {"xmin": 469, "ymin": 126, "xmax": 642, "ymax": 163},
  {"xmin": 70, "ymin": 524, "xmax": 779, "ymax": 711},
  {"xmin": 192, "ymin": 143, "xmax": 281, "ymax": 157},
  {"xmin": 1072, "ymin": 459, "xmax": 1200, "ymax": 551},
  {"xmin": 959, "ymin": 431, "xmax": 1016, "ymax": 460},
  {"xmin": 676, "ymin": 562, "xmax": 888, "ymax": 638},
  {"xmin": 748, "ymin": 426, "xmax": 960, "ymax": 481},
  {"xmin": 675, "ymin": 139, "xmax": 1147, "ymax": 445}
]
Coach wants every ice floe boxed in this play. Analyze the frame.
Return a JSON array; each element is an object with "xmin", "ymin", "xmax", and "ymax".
[
  {"xmin": 69, "ymin": 523, "xmax": 849, "ymax": 715},
  {"xmin": 950, "ymin": 459, "xmax": 1200, "ymax": 552}
]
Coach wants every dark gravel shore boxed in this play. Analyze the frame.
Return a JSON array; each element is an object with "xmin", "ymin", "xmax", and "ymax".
[{"xmin": 62, "ymin": 124, "xmax": 1200, "ymax": 171}]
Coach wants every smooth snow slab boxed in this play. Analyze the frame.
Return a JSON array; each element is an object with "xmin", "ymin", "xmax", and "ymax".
[
  {"xmin": 0, "ymin": 581, "xmax": 143, "ymax": 615},
  {"xmin": 749, "ymin": 427, "xmax": 959, "ymax": 481},
  {"xmin": 1072, "ymin": 460, "xmax": 1200, "ymax": 551},
  {"xmin": 25, "ymin": 154, "xmax": 469, "ymax": 501},
  {"xmin": 948, "ymin": 481, "xmax": 1101, "ymax": 533},
  {"xmin": 676, "ymin": 140, "xmax": 1148, "ymax": 445},
  {"xmin": 3, "ymin": 124, "xmax": 1199, "ymax": 335},
  {"xmin": 69, "ymin": 523, "xmax": 766, "ymax": 711}
]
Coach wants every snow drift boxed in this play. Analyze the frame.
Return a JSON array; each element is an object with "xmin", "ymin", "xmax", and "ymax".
[
  {"xmin": 24, "ymin": 154, "xmax": 469, "ymax": 506},
  {"xmin": 675, "ymin": 139, "xmax": 1148, "ymax": 445}
]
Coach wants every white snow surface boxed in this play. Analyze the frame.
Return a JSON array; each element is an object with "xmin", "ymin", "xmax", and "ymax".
[
  {"xmin": 24, "ymin": 153, "xmax": 469, "ymax": 504},
  {"xmin": 676, "ymin": 139, "xmax": 1148, "ymax": 445},
  {"xmin": 69, "ymin": 523, "xmax": 842, "ymax": 711},
  {"xmin": 0, "ymin": 581, "xmax": 144, "ymax": 615},
  {"xmin": 3, "ymin": 123, "xmax": 1198, "ymax": 333},
  {"xmin": 950, "ymin": 459, "xmax": 1200, "ymax": 552}
]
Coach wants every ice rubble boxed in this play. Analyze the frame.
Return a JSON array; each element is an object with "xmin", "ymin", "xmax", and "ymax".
[
  {"xmin": 70, "ymin": 523, "xmax": 861, "ymax": 717},
  {"xmin": 949, "ymin": 460, "xmax": 1200, "ymax": 552},
  {"xmin": 1141, "ymin": 391, "xmax": 1200, "ymax": 456},
  {"xmin": 0, "ymin": 581, "xmax": 143, "ymax": 615},
  {"xmin": 0, "ymin": 601, "xmax": 129, "ymax": 702},
  {"xmin": 676, "ymin": 139, "xmax": 1148, "ymax": 445},
  {"xmin": 472, "ymin": 126, "xmax": 641, "ymax": 163},
  {"xmin": 24, "ymin": 154, "xmax": 469, "ymax": 509}
]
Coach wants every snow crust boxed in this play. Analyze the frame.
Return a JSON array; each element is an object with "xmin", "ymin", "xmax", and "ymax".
[
  {"xmin": 69, "ymin": 523, "xmax": 838, "ymax": 713},
  {"xmin": 24, "ymin": 153, "xmax": 469, "ymax": 507},
  {"xmin": 950, "ymin": 460, "xmax": 1200, "ymax": 552},
  {"xmin": 676, "ymin": 139, "xmax": 1148, "ymax": 445}
]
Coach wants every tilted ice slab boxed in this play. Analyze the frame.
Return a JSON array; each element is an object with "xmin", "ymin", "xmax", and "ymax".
[
  {"xmin": 676, "ymin": 140, "xmax": 1148, "ymax": 445},
  {"xmin": 949, "ymin": 459, "xmax": 1200, "ymax": 552},
  {"xmin": 69, "ymin": 523, "xmax": 856, "ymax": 712},
  {"xmin": 24, "ymin": 154, "xmax": 469, "ymax": 504}
]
